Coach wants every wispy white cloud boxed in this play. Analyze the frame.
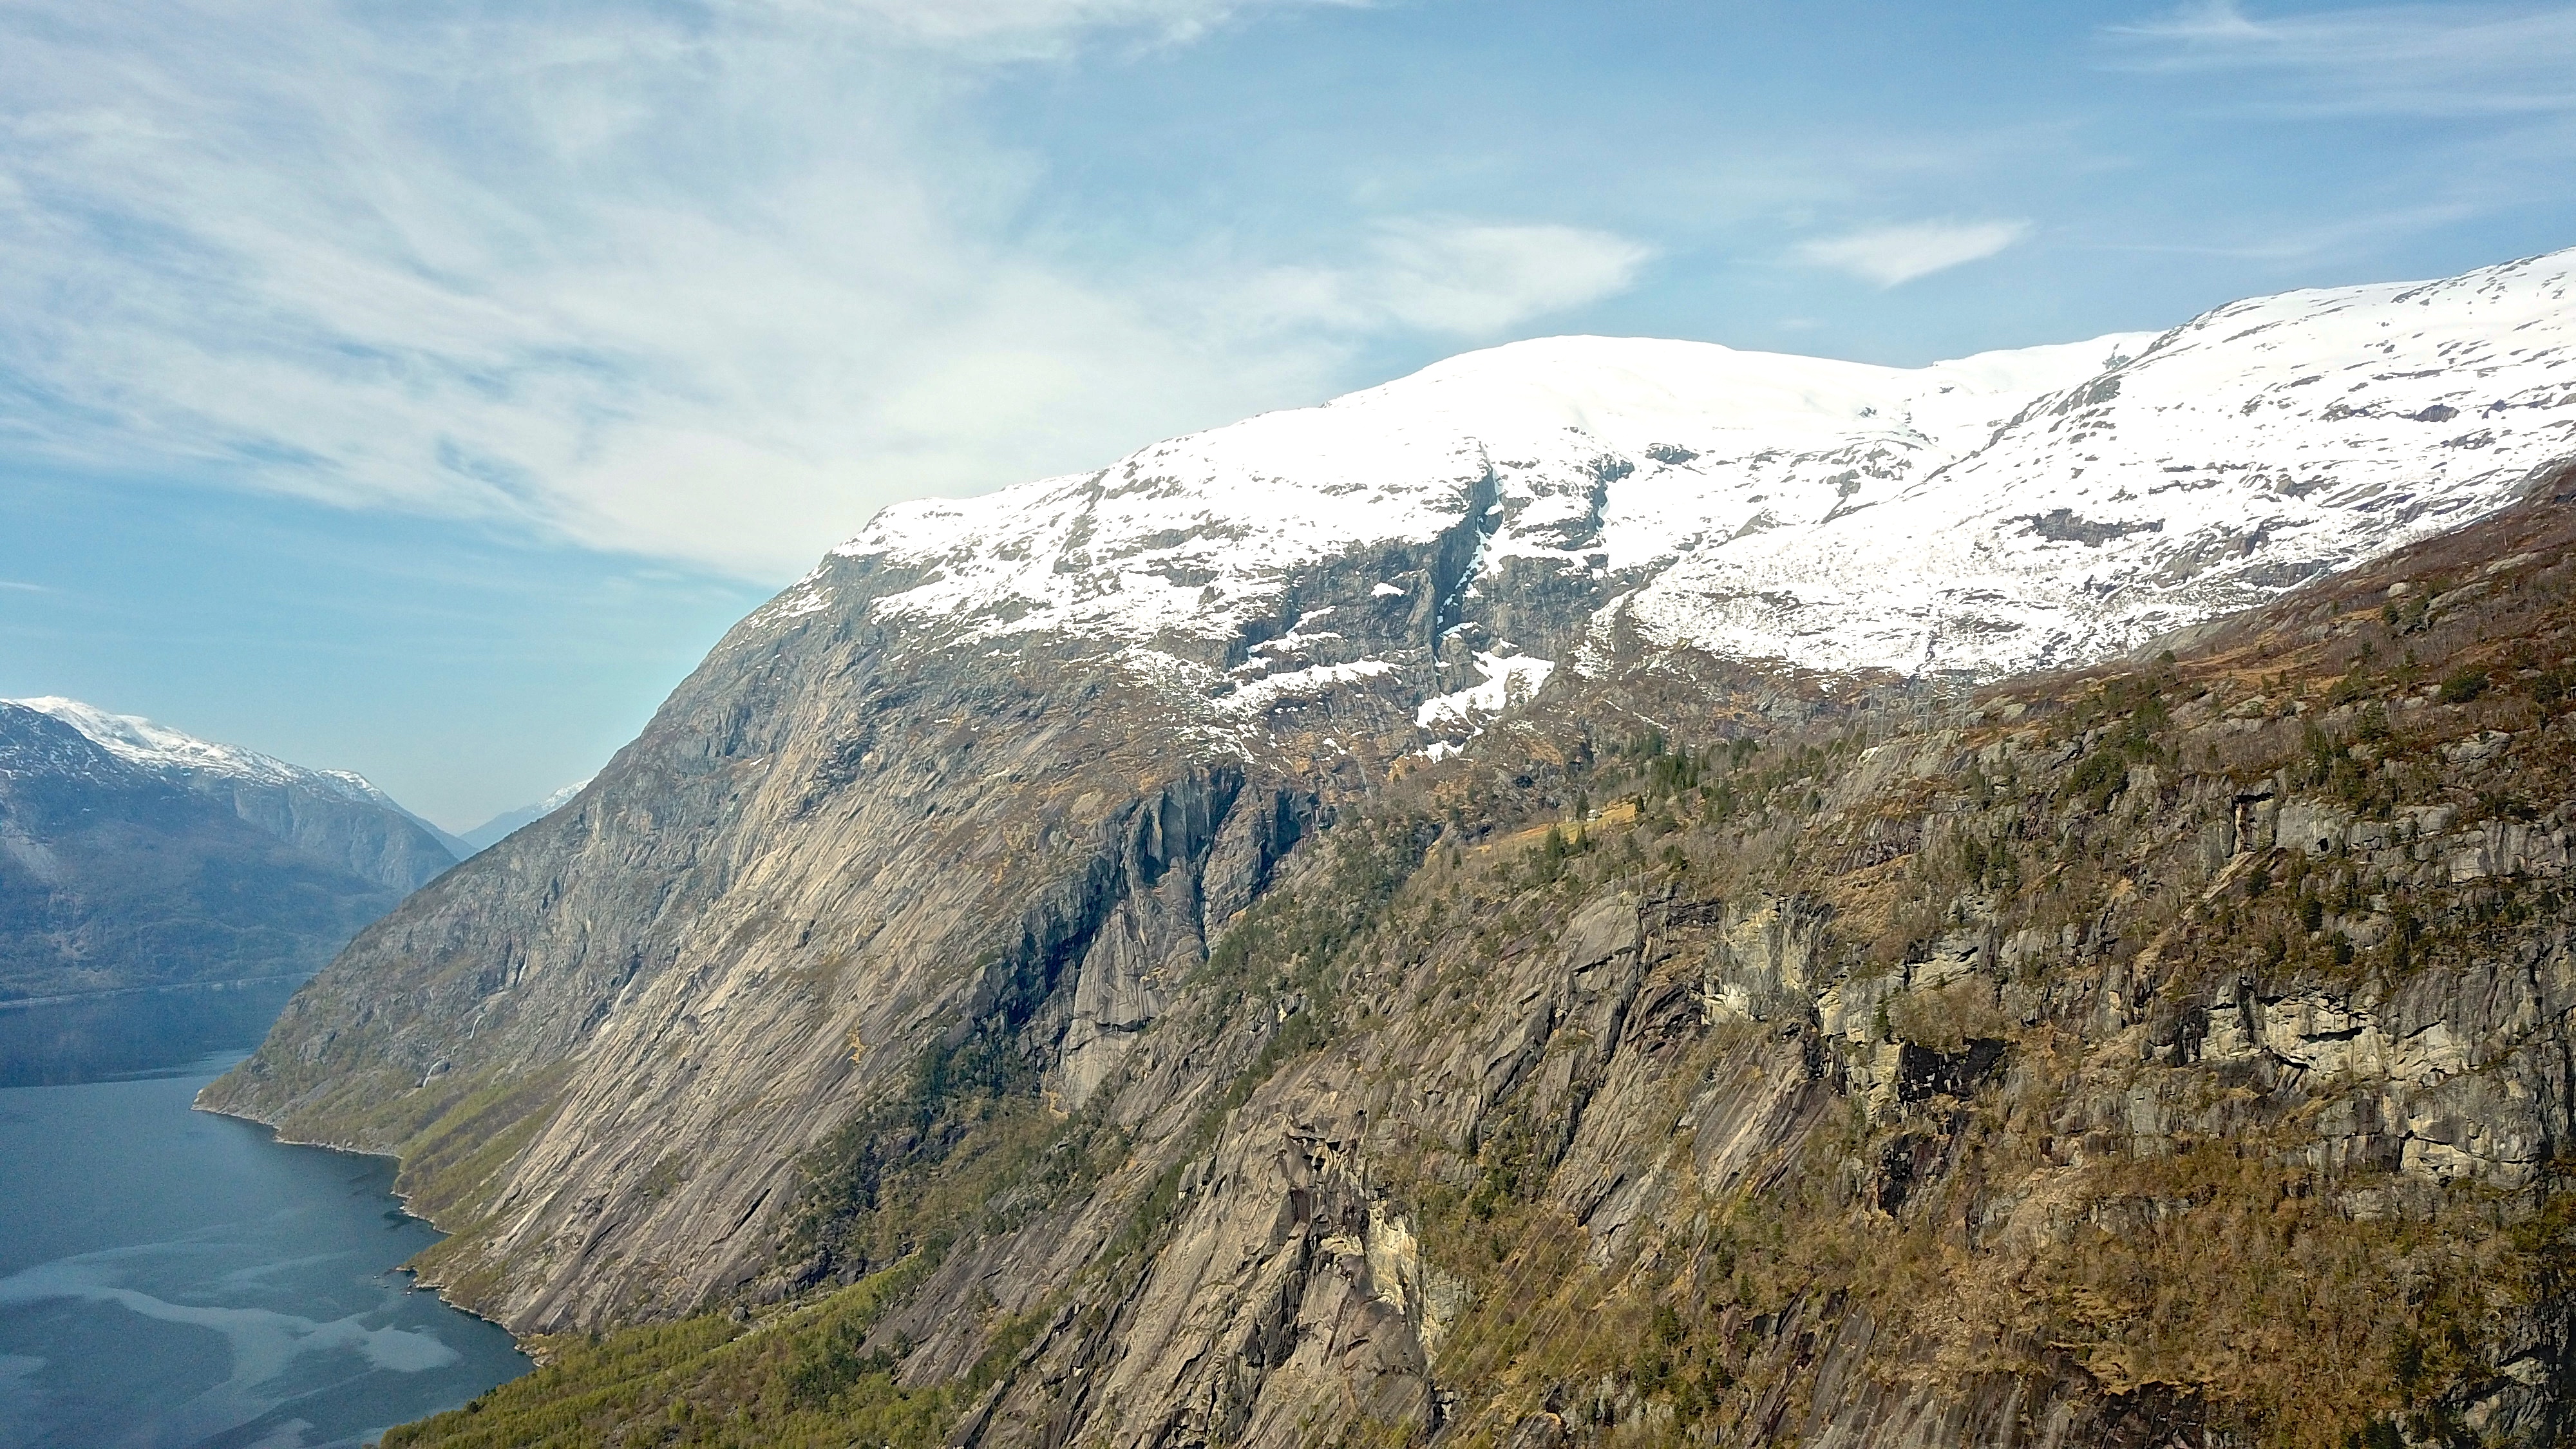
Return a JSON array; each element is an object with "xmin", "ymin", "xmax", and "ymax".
[
  {"xmin": 0, "ymin": 582, "xmax": 49, "ymax": 593},
  {"xmin": 793, "ymin": 0, "xmax": 1368, "ymax": 59},
  {"xmin": 1794, "ymin": 219, "xmax": 2032, "ymax": 287},
  {"xmin": 2109, "ymin": 1, "xmax": 2576, "ymax": 116},
  {"xmin": 1240, "ymin": 221, "xmax": 1653, "ymax": 337},
  {"xmin": 0, "ymin": 0, "xmax": 1621, "ymax": 579}
]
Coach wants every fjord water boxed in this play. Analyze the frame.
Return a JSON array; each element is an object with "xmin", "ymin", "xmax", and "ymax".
[{"xmin": 0, "ymin": 982, "xmax": 526, "ymax": 1448}]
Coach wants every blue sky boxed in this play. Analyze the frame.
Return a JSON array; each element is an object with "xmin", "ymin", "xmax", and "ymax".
[{"xmin": 3, "ymin": 0, "xmax": 2572, "ymax": 829}]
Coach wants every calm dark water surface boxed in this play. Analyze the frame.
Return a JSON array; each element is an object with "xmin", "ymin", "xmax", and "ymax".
[{"xmin": 0, "ymin": 983, "xmax": 528, "ymax": 1448}]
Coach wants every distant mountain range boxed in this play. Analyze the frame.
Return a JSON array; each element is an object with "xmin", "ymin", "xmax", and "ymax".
[
  {"xmin": 0, "ymin": 697, "xmax": 462, "ymax": 1001},
  {"xmin": 460, "ymin": 777, "xmax": 594, "ymax": 854}
]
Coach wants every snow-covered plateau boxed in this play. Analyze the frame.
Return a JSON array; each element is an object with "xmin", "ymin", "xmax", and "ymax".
[{"xmin": 766, "ymin": 248, "xmax": 2576, "ymax": 741}]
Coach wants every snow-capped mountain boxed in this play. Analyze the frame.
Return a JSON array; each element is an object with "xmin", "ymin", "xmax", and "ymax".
[
  {"xmin": 764, "ymin": 247, "xmax": 2574, "ymax": 739},
  {"xmin": 5, "ymin": 697, "xmax": 463, "ymax": 889},
  {"xmin": 460, "ymin": 776, "xmax": 596, "ymax": 854},
  {"xmin": 18, "ymin": 696, "xmax": 402, "ymax": 809},
  {"xmin": 0, "ymin": 701, "xmax": 432, "ymax": 1000},
  {"xmin": 1625, "ymin": 252, "xmax": 2576, "ymax": 674}
]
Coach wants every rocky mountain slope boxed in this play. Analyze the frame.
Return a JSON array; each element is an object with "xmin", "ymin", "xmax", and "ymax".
[
  {"xmin": 393, "ymin": 455, "xmax": 2576, "ymax": 1449},
  {"xmin": 203, "ymin": 249, "xmax": 2576, "ymax": 1446},
  {"xmin": 0, "ymin": 703, "xmax": 419, "ymax": 999},
  {"xmin": 8, "ymin": 696, "xmax": 464, "ymax": 889}
]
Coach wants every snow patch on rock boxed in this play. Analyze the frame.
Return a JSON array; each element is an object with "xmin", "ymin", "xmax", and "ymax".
[{"xmin": 1417, "ymin": 654, "xmax": 1555, "ymax": 729}]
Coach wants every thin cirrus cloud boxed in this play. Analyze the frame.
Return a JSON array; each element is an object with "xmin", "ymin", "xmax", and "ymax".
[
  {"xmin": 1240, "ymin": 222, "xmax": 1656, "ymax": 338},
  {"xmin": 2107, "ymin": 1, "xmax": 2576, "ymax": 116},
  {"xmin": 0, "ymin": 0, "xmax": 1631, "ymax": 581},
  {"xmin": 1794, "ymin": 219, "xmax": 2034, "ymax": 288},
  {"xmin": 815, "ymin": 0, "xmax": 1368, "ymax": 57}
]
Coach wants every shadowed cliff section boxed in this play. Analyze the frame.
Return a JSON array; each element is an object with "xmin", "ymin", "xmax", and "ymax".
[{"xmin": 194, "ymin": 773, "xmax": 460, "ymax": 894}]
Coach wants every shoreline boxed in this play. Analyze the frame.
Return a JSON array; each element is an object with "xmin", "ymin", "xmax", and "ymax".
[
  {"xmin": 192, "ymin": 1095, "xmax": 542, "ymax": 1365},
  {"xmin": 0, "ymin": 972, "xmax": 312, "ymax": 1013}
]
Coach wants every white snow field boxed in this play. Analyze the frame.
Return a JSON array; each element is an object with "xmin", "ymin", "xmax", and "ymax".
[{"xmin": 759, "ymin": 247, "xmax": 2576, "ymax": 733}]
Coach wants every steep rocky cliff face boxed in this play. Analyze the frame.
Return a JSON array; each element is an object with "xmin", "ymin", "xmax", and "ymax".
[
  {"xmin": 201, "ymin": 593, "xmax": 1325, "ymax": 1331},
  {"xmin": 379, "ymin": 466, "xmax": 2576, "ymax": 1449},
  {"xmin": 205, "ymin": 249, "xmax": 2576, "ymax": 1448}
]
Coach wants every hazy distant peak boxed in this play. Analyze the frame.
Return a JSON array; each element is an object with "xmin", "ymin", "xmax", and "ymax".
[
  {"xmin": 4, "ymin": 694, "xmax": 464, "ymax": 884},
  {"xmin": 6, "ymin": 696, "xmax": 395, "ymax": 805},
  {"xmin": 459, "ymin": 776, "xmax": 596, "ymax": 855}
]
